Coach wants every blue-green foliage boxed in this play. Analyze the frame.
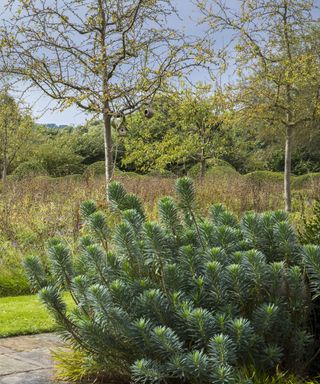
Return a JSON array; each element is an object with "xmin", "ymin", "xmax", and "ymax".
[{"xmin": 24, "ymin": 177, "xmax": 320, "ymax": 383}]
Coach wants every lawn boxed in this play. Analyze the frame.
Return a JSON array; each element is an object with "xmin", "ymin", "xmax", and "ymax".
[{"xmin": 0, "ymin": 294, "xmax": 71, "ymax": 337}]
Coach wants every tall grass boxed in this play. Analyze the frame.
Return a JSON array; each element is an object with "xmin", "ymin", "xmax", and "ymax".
[{"xmin": 0, "ymin": 171, "xmax": 319, "ymax": 296}]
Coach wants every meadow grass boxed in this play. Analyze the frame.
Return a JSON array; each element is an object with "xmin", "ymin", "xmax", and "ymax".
[
  {"xmin": 0, "ymin": 172, "xmax": 320, "ymax": 381},
  {"xmin": 0, "ymin": 171, "xmax": 319, "ymax": 297}
]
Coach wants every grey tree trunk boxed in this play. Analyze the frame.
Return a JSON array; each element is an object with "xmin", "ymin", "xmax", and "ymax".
[
  {"xmin": 283, "ymin": 2, "xmax": 293, "ymax": 213},
  {"xmin": 103, "ymin": 111, "xmax": 113, "ymax": 196},
  {"xmin": 2, "ymin": 123, "xmax": 8, "ymax": 183},
  {"xmin": 284, "ymin": 125, "xmax": 293, "ymax": 212},
  {"xmin": 2, "ymin": 160, "xmax": 7, "ymax": 183},
  {"xmin": 200, "ymin": 156, "xmax": 206, "ymax": 179},
  {"xmin": 199, "ymin": 144, "xmax": 206, "ymax": 178}
]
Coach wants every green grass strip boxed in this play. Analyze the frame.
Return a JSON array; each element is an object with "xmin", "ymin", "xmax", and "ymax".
[{"xmin": 0, "ymin": 294, "xmax": 72, "ymax": 337}]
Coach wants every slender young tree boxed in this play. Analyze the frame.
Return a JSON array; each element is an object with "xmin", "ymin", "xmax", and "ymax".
[
  {"xmin": 0, "ymin": 0, "xmax": 202, "ymax": 192},
  {"xmin": 198, "ymin": 0, "xmax": 320, "ymax": 211}
]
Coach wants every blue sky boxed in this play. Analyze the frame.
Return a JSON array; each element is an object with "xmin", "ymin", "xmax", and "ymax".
[
  {"xmin": 0, "ymin": 0, "xmax": 211, "ymax": 126},
  {"xmin": 4, "ymin": 0, "xmax": 318, "ymax": 126}
]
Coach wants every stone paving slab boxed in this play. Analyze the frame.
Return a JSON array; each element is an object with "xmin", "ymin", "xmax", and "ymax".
[
  {"xmin": 0, "ymin": 347, "xmax": 12, "ymax": 355},
  {"xmin": 0, "ymin": 368, "xmax": 56, "ymax": 384},
  {"xmin": 0, "ymin": 354, "xmax": 40, "ymax": 375},
  {"xmin": 0, "ymin": 333, "xmax": 63, "ymax": 352},
  {"xmin": 12, "ymin": 348, "xmax": 54, "ymax": 368},
  {"xmin": 0, "ymin": 333, "xmax": 65, "ymax": 383}
]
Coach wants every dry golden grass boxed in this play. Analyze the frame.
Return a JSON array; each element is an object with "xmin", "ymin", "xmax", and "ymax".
[{"xmin": 0, "ymin": 172, "xmax": 319, "ymax": 296}]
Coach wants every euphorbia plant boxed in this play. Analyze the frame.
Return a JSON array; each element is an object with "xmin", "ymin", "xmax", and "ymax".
[{"xmin": 24, "ymin": 177, "xmax": 320, "ymax": 383}]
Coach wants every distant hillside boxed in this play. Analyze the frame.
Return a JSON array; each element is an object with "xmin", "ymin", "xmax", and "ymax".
[{"xmin": 44, "ymin": 123, "xmax": 71, "ymax": 129}]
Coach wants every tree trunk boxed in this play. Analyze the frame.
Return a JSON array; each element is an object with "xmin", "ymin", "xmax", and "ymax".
[
  {"xmin": 200, "ymin": 158, "xmax": 206, "ymax": 179},
  {"xmin": 200, "ymin": 147, "xmax": 206, "ymax": 178},
  {"xmin": 182, "ymin": 157, "xmax": 186, "ymax": 176},
  {"xmin": 1, "ymin": 138, "xmax": 8, "ymax": 184},
  {"xmin": 284, "ymin": 125, "xmax": 292, "ymax": 212},
  {"xmin": 283, "ymin": 2, "xmax": 293, "ymax": 213},
  {"xmin": 103, "ymin": 111, "xmax": 113, "ymax": 196},
  {"xmin": 2, "ymin": 159, "xmax": 7, "ymax": 183},
  {"xmin": 2, "ymin": 124, "xmax": 8, "ymax": 183}
]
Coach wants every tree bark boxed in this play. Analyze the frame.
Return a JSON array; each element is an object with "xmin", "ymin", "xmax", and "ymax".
[
  {"xmin": 1, "ymin": 119, "xmax": 8, "ymax": 183},
  {"xmin": 97, "ymin": 0, "xmax": 113, "ymax": 198},
  {"xmin": 283, "ymin": 1, "xmax": 293, "ymax": 213},
  {"xmin": 200, "ymin": 151, "xmax": 206, "ymax": 179},
  {"xmin": 199, "ymin": 127, "xmax": 206, "ymax": 178},
  {"xmin": 284, "ymin": 125, "xmax": 292, "ymax": 212},
  {"xmin": 103, "ymin": 111, "xmax": 113, "ymax": 195},
  {"xmin": 2, "ymin": 158, "xmax": 7, "ymax": 183}
]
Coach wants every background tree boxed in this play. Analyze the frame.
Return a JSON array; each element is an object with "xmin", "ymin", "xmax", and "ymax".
[
  {"xmin": 72, "ymin": 121, "xmax": 105, "ymax": 166},
  {"xmin": 0, "ymin": 0, "xmax": 203, "ymax": 192},
  {"xmin": 173, "ymin": 84, "xmax": 227, "ymax": 178},
  {"xmin": 198, "ymin": 0, "xmax": 320, "ymax": 211},
  {"xmin": 0, "ymin": 90, "xmax": 34, "ymax": 182},
  {"xmin": 122, "ymin": 85, "xmax": 229, "ymax": 175},
  {"xmin": 121, "ymin": 92, "xmax": 195, "ymax": 173}
]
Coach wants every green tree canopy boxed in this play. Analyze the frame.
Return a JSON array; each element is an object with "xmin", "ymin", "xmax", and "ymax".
[
  {"xmin": 122, "ymin": 85, "xmax": 231, "ymax": 175},
  {"xmin": 198, "ymin": 0, "xmax": 320, "ymax": 210}
]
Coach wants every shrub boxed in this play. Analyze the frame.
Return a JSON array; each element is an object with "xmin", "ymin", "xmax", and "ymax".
[
  {"xmin": 188, "ymin": 159, "xmax": 237, "ymax": 178},
  {"xmin": 243, "ymin": 171, "xmax": 284, "ymax": 185},
  {"xmin": 12, "ymin": 160, "xmax": 48, "ymax": 180},
  {"xmin": 0, "ymin": 269, "xmax": 30, "ymax": 296},
  {"xmin": 292, "ymin": 173, "xmax": 320, "ymax": 190},
  {"xmin": 299, "ymin": 199, "xmax": 320, "ymax": 245},
  {"xmin": 147, "ymin": 169, "xmax": 176, "ymax": 178},
  {"xmin": 240, "ymin": 366, "xmax": 318, "ymax": 383},
  {"xmin": 206, "ymin": 165, "xmax": 239, "ymax": 179},
  {"xmin": 83, "ymin": 161, "xmax": 106, "ymax": 178},
  {"xmin": 34, "ymin": 143, "xmax": 85, "ymax": 177},
  {"xmin": 0, "ymin": 239, "xmax": 31, "ymax": 296},
  {"xmin": 22, "ymin": 178, "xmax": 320, "ymax": 383},
  {"xmin": 83, "ymin": 161, "xmax": 128, "ymax": 179}
]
